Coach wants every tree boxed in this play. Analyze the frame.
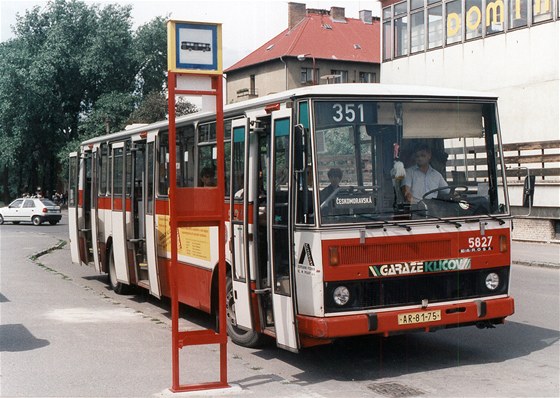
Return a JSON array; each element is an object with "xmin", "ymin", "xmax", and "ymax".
[
  {"xmin": 127, "ymin": 91, "xmax": 199, "ymax": 124},
  {"xmin": 0, "ymin": 0, "xmax": 195, "ymax": 202}
]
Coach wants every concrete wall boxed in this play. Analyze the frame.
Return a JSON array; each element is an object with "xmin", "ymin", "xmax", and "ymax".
[
  {"xmin": 512, "ymin": 217, "xmax": 559, "ymax": 243},
  {"xmin": 226, "ymin": 63, "xmax": 287, "ymax": 104},
  {"xmin": 380, "ymin": 22, "xmax": 560, "ymax": 144}
]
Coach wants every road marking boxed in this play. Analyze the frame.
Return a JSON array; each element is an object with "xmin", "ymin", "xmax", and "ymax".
[{"xmin": 44, "ymin": 307, "xmax": 143, "ymax": 323}]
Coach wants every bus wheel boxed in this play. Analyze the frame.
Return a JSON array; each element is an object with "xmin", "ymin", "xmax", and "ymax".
[
  {"xmin": 108, "ymin": 246, "xmax": 130, "ymax": 295},
  {"xmin": 225, "ymin": 273, "xmax": 264, "ymax": 348}
]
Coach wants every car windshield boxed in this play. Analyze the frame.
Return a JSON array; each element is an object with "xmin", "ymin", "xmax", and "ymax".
[{"xmin": 313, "ymin": 100, "xmax": 507, "ymax": 225}]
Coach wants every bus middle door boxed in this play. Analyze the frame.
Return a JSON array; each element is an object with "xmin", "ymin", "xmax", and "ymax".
[
  {"xmin": 269, "ymin": 109, "xmax": 299, "ymax": 352},
  {"xmin": 110, "ymin": 142, "xmax": 130, "ymax": 285},
  {"xmin": 230, "ymin": 118, "xmax": 254, "ymax": 331}
]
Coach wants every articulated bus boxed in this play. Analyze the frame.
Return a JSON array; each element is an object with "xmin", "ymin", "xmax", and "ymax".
[{"xmin": 69, "ymin": 84, "xmax": 514, "ymax": 351}]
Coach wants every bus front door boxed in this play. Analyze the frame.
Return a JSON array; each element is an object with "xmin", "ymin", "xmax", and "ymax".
[
  {"xmin": 230, "ymin": 118, "xmax": 254, "ymax": 331},
  {"xmin": 269, "ymin": 109, "xmax": 299, "ymax": 352}
]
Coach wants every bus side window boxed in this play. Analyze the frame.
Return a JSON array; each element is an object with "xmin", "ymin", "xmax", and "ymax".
[
  {"xmin": 197, "ymin": 122, "xmax": 218, "ymax": 188},
  {"xmin": 158, "ymin": 132, "xmax": 169, "ymax": 196},
  {"xmin": 99, "ymin": 143, "xmax": 108, "ymax": 196},
  {"xmin": 177, "ymin": 125, "xmax": 195, "ymax": 187},
  {"xmin": 295, "ymin": 124, "xmax": 314, "ymax": 224}
]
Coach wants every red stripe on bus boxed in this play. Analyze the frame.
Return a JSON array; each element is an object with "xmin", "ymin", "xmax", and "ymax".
[
  {"xmin": 157, "ymin": 258, "xmax": 213, "ymax": 313},
  {"xmin": 321, "ymin": 228, "xmax": 511, "ymax": 281}
]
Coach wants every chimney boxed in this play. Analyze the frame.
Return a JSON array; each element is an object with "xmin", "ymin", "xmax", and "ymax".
[
  {"xmin": 330, "ymin": 6, "xmax": 345, "ymax": 22},
  {"xmin": 359, "ymin": 9, "xmax": 373, "ymax": 24},
  {"xmin": 288, "ymin": 2, "xmax": 306, "ymax": 30}
]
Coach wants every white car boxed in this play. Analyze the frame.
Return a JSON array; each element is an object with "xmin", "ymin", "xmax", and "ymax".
[{"xmin": 0, "ymin": 197, "xmax": 62, "ymax": 226}]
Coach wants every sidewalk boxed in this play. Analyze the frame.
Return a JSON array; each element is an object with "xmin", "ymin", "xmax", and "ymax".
[{"xmin": 511, "ymin": 240, "xmax": 560, "ymax": 269}]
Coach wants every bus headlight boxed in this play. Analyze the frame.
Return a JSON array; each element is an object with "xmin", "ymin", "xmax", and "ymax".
[
  {"xmin": 333, "ymin": 286, "xmax": 350, "ymax": 306},
  {"xmin": 485, "ymin": 272, "xmax": 500, "ymax": 290}
]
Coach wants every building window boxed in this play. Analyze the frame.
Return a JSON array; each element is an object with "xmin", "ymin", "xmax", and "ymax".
[
  {"xmin": 383, "ymin": 19, "xmax": 392, "ymax": 60},
  {"xmin": 533, "ymin": 0, "xmax": 553, "ymax": 23},
  {"xmin": 509, "ymin": 0, "xmax": 529, "ymax": 28},
  {"xmin": 394, "ymin": 2, "xmax": 408, "ymax": 57},
  {"xmin": 381, "ymin": 0, "xmax": 559, "ymax": 62},
  {"xmin": 394, "ymin": 15, "xmax": 409, "ymax": 56},
  {"xmin": 411, "ymin": 0, "xmax": 424, "ymax": 10},
  {"xmin": 300, "ymin": 67, "xmax": 318, "ymax": 84},
  {"xmin": 250, "ymin": 74, "xmax": 256, "ymax": 95},
  {"xmin": 465, "ymin": 0, "xmax": 483, "ymax": 40},
  {"xmin": 428, "ymin": 5, "xmax": 444, "ymax": 48},
  {"xmin": 486, "ymin": 0, "xmax": 505, "ymax": 35},
  {"xmin": 331, "ymin": 70, "xmax": 348, "ymax": 83},
  {"xmin": 359, "ymin": 72, "xmax": 377, "ymax": 83},
  {"xmin": 446, "ymin": 0, "xmax": 462, "ymax": 44},
  {"xmin": 411, "ymin": 10, "xmax": 426, "ymax": 52}
]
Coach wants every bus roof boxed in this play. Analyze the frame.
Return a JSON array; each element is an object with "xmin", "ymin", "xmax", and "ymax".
[{"xmin": 81, "ymin": 83, "xmax": 498, "ymax": 146}]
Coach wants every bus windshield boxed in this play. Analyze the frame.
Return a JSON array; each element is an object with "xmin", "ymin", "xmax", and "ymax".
[{"xmin": 313, "ymin": 100, "xmax": 507, "ymax": 225}]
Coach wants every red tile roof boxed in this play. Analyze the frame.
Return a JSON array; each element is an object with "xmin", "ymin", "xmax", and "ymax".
[{"xmin": 225, "ymin": 11, "xmax": 380, "ymax": 72}]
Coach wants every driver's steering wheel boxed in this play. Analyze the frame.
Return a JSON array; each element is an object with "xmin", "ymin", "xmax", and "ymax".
[{"xmin": 422, "ymin": 185, "xmax": 468, "ymax": 200}]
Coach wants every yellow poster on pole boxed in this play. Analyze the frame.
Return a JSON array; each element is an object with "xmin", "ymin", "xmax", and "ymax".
[{"xmin": 178, "ymin": 227, "xmax": 211, "ymax": 261}]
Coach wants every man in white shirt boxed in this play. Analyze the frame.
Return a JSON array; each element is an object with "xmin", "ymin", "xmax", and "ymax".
[{"xmin": 402, "ymin": 144, "xmax": 447, "ymax": 204}]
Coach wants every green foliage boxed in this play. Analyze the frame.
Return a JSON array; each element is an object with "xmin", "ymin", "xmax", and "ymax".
[
  {"xmin": 128, "ymin": 91, "xmax": 199, "ymax": 124},
  {"xmin": 0, "ymin": 0, "xmax": 195, "ymax": 202}
]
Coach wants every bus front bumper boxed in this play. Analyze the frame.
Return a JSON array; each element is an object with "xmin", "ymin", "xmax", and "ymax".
[{"xmin": 297, "ymin": 297, "xmax": 515, "ymax": 339}]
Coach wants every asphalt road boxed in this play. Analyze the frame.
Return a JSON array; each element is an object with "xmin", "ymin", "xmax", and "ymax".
[{"xmin": 0, "ymin": 217, "xmax": 558, "ymax": 398}]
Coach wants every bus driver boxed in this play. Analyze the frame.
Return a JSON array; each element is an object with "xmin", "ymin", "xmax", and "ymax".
[{"xmin": 402, "ymin": 144, "xmax": 447, "ymax": 204}]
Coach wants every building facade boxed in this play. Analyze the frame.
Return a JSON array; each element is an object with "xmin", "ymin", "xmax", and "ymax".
[
  {"xmin": 225, "ymin": 2, "xmax": 381, "ymax": 103},
  {"xmin": 380, "ymin": 0, "xmax": 559, "ymax": 241}
]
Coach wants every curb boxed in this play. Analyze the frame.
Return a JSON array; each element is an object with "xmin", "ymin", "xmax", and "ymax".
[{"xmin": 512, "ymin": 260, "xmax": 559, "ymax": 269}]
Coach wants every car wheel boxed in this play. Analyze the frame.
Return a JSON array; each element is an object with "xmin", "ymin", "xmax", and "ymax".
[
  {"xmin": 0, "ymin": 214, "xmax": 4, "ymax": 225},
  {"xmin": 108, "ymin": 246, "xmax": 131, "ymax": 294},
  {"xmin": 32, "ymin": 216, "xmax": 42, "ymax": 226},
  {"xmin": 225, "ymin": 272, "xmax": 265, "ymax": 348}
]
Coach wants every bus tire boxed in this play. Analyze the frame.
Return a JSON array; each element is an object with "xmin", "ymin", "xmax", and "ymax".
[
  {"xmin": 108, "ymin": 246, "xmax": 131, "ymax": 295},
  {"xmin": 225, "ymin": 272, "xmax": 265, "ymax": 348}
]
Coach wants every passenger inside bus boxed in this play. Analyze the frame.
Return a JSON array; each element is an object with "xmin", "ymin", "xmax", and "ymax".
[
  {"xmin": 199, "ymin": 167, "xmax": 216, "ymax": 187},
  {"xmin": 402, "ymin": 144, "xmax": 448, "ymax": 204},
  {"xmin": 320, "ymin": 167, "xmax": 342, "ymax": 205}
]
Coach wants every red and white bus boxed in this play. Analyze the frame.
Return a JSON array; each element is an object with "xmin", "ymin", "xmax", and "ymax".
[{"xmin": 69, "ymin": 84, "xmax": 514, "ymax": 352}]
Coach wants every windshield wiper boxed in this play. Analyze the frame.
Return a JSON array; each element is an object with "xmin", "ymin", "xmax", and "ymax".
[
  {"xmin": 366, "ymin": 220, "xmax": 412, "ymax": 231},
  {"xmin": 465, "ymin": 213, "xmax": 506, "ymax": 225}
]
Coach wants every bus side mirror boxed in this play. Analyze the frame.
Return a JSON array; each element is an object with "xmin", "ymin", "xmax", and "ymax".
[
  {"xmin": 522, "ymin": 175, "xmax": 535, "ymax": 208},
  {"xmin": 294, "ymin": 124, "xmax": 305, "ymax": 173}
]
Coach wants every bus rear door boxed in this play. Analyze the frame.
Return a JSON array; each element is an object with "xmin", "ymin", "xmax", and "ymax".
[
  {"xmin": 90, "ymin": 146, "xmax": 102, "ymax": 273},
  {"xmin": 68, "ymin": 152, "xmax": 80, "ymax": 264},
  {"xmin": 145, "ymin": 132, "xmax": 160, "ymax": 297},
  {"xmin": 270, "ymin": 109, "xmax": 299, "ymax": 351},
  {"xmin": 69, "ymin": 150, "xmax": 93, "ymax": 266}
]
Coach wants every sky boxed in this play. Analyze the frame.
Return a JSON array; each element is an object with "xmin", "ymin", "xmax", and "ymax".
[{"xmin": 0, "ymin": 0, "xmax": 381, "ymax": 69}]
